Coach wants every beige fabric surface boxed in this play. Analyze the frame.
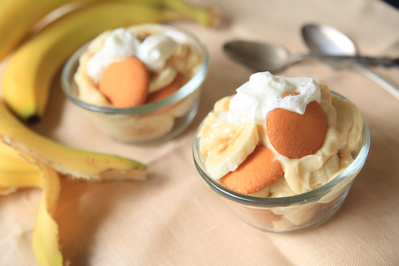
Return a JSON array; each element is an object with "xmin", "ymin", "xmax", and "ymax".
[{"xmin": 1, "ymin": 0, "xmax": 399, "ymax": 265}]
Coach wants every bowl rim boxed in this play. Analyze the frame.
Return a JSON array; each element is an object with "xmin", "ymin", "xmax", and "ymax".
[
  {"xmin": 61, "ymin": 23, "xmax": 209, "ymax": 115},
  {"xmin": 193, "ymin": 91, "xmax": 370, "ymax": 207}
]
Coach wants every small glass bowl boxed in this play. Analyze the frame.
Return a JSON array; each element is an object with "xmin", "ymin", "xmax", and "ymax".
[
  {"xmin": 61, "ymin": 24, "xmax": 209, "ymax": 145},
  {"xmin": 193, "ymin": 95, "xmax": 370, "ymax": 233}
]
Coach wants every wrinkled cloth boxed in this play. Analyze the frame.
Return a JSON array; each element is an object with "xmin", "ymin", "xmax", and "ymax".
[{"xmin": 1, "ymin": 0, "xmax": 399, "ymax": 265}]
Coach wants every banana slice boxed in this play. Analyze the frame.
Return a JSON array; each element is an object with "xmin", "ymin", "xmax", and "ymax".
[
  {"xmin": 339, "ymin": 147, "xmax": 354, "ymax": 169},
  {"xmin": 198, "ymin": 113, "xmax": 217, "ymax": 138},
  {"xmin": 283, "ymin": 203, "xmax": 319, "ymax": 226},
  {"xmin": 74, "ymin": 51, "xmax": 112, "ymax": 107},
  {"xmin": 172, "ymin": 88, "xmax": 200, "ymax": 118},
  {"xmin": 214, "ymin": 95, "xmax": 233, "ymax": 112},
  {"xmin": 272, "ymin": 217, "xmax": 294, "ymax": 230},
  {"xmin": 332, "ymin": 94, "xmax": 354, "ymax": 149},
  {"xmin": 319, "ymin": 84, "xmax": 337, "ymax": 129},
  {"xmin": 249, "ymin": 185, "xmax": 270, "ymax": 198},
  {"xmin": 269, "ymin": 175, "xmax": 296, "ymax": 198},
  {"xmin": 200, "ymin": 121, "xmax": 240, "ymax": 156},
  {"xmin": 168, "ymin": 43, "xmax": 201, "ymax": 79},
  {"xmin": 205, "ymin": 123, "xmax": 259, "ymax": 179},
  {"xmin": 149, "ymin": 65, "xmax": 177, "ymax": 93},
  {"xmin": 309, "ymin": 153, "xmax": 340, "ymax": 189},
  {"xmin": 117, "ymin": 112, "xmax": 175, "ymax": 142},
  {"xmin": 197, "ymin": 111, "xmax": 229, "ymax": 137},
  {"xmin": 347, "ymin": 101, "xmax": 364, "ymax": 151}
]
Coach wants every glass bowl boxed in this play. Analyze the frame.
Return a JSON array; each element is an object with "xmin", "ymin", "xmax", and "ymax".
[
  {"xmin": 193, "ymin": 94, "xmax": 370, "ymax": 233},
  {"xmin": 61, "ymin": 24, "xmax": 209, "ymax": 145}
]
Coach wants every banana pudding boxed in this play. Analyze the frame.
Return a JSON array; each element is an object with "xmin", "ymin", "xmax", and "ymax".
[
  {"xmin": 63, "ymin": 24, "xmax": 209, "ymax": 144},
  {"xmin": 194, "ymin": 71, "xmax": 369, "ymax": 233}
]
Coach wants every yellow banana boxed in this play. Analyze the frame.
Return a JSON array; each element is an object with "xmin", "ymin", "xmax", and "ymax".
[
  {"xmin": 0, "ymin": 1, "xmax": 217, "ymax": 122},
  {"xmin": 32, "ymin": 160, "xmax": 63, "ymax": 266},
  {"xmin": 0, "ymin": 170, "xmax": 44, "ymax": 190},
  {"xmin": 0, "ymin": 0, "xmax": 76, "ymax": 61},
  {"xmin": 0, "ymin": 100, "xmax": 146, "ymax": 180},
  {"xmin": 0, "ymin": 0, "xmax": 217, "ymax": 62},
  {"xmin": 0, "ymin": 139, "xmax": 40, "ymax": 172},
  {"xmin": 0, "ymin": 137, "xmax": 43, "ymax": 190}
]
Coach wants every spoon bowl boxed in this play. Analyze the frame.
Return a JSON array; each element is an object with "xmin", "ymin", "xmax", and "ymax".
[
  {"xmin": 223, "ymin": 41, "xmax": 290, "ymax": 73},
  {"xmin": 302, "ymin": 24, "xmax": 357, "ymax": 56},
  {"xmin": 301, "ymin": 23, "xmax": 399, "ymax": 100}
]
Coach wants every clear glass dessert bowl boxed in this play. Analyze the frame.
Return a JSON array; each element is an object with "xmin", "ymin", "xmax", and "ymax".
[
  {"xmin": 193, "ymin": 94, "xmax": 370, "ymax": 234},
  {"xmin": 61, "ymin": 24, "xmax": 209, "ymax": 145}
]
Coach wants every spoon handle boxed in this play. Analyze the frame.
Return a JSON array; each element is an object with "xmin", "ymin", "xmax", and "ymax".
[
  {"xmin": 312, "ymin": 54, "xmax": 399, "ymax": 67},
  {"xmin": 347, "ymin": 56, "xmax": 399, "ymax": 67},
  {"xmin": 354, "ymin": 65, "xmax": 399, "ymax": 100},
  {"xmin": 290, "ymin": 54, "xmax": 399, "ymax": 68}
]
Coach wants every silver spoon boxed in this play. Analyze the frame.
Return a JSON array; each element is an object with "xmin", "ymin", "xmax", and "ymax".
[
  {"xmin": 223, "ymin": 40, "xmax": 399, "ymax": 73},
  {"xmin": 302, "ymin": 24, "xmax": 399, "ymax": 100}
]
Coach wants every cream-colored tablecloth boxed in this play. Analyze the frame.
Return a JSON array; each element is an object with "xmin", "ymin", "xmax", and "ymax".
[{"xmin": 1, "ymin": 0, "xmax": 399, "ymax": 265}]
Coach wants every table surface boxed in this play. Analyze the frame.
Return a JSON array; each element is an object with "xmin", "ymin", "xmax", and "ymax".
[{"xmin": 1, "ymin": 0, "xmax": 399, "ymax": 265}]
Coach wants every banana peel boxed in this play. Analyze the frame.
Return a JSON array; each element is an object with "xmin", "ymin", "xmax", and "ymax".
[
  {"xmin": 0, "ymin": 100, "xmax": 147, "ymax": 181},
  {"xmin": 32, "ymin": 160, "xmax": 63, "ymax": 266},
  {"xmin": 0, "ymin": 120, "xmax": 143, "ymax": 265},
  {"xmin": 0, "ymin": 99, "xmax": 147, "ymax": 264},
  {"xmin": 0, "ymin": 134, "xmax": 147, "ymax": 266},
  {"xmin": 0, "ymin": 142, "xmax": 63, "ymax": 265}
]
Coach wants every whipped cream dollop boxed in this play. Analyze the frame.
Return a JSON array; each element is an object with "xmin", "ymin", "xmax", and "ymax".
[
  {"xmin": 228, "ymin": 72, "xmax": 321, "ymax": 125},
  {"xmin": 87, "ymin": 28, "xmax": 177, "ymax": 84}
]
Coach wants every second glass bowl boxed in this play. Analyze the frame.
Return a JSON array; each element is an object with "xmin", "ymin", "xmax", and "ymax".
[{"xmin": 62, "ymin": 23, "xmax": 209, "ymax": 145}]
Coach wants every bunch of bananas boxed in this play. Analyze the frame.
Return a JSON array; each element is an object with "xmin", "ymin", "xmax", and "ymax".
[{"xmin": 0, "ymin": 0, "xmax": 218, "ymax": 265}]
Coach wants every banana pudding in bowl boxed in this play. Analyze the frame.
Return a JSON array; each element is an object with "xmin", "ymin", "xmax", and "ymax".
[
  {"xmin": 62, "ymin": 23, "xmax": 209, "ymax": 145},
  {"xmin": 193, "ymin": 71, "xmax": 370, "ymax": 233}
]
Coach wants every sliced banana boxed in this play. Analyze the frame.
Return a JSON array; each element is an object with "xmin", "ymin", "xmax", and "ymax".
[
  {"xmin": 272, "ymin": 217, "xmax": 294, "ymax": 230},
  {"xmin": 347, "ymin": 101, "xmax": 364, "ymax": 151},
  {"xmin": 332, "ymin": 94, "xmax": 354, "ymax": 149},
  {"xmin": 74, "ymin": 50, "xmax": 112, "ymax": 107},
  {"xmin": 319, "ymin": 84, "xmax": 337, "ymax": 129},
  {"xmin": 168, "ymin": 43, "xmax": 201, "ymax": 79},
  {"xmin": 339, "ymin": 147, "xmax": 354, "ymax": 169},
  {"xmin": 172, "ymin": 42, "xmax": 190, "ymax": 58},
  {"xmin": 269, "ymin": 175, "xmax": 296, "ymax": 198},
  {"xmin": 309, "ymin": 153, "xmax": 340, "ymax": 189},
  {"xmin": 198, "ymin": 112, "xmax": 217, "ymax": 138},
  {"xmin": 118, "ymin": 112, "xmax": 175, "ymax": 142},
  {"xmin": 172, "ymin": 88, "xmax": 200, "ymax": 118},
  {"xmin": 83, "ymin": 111, "xmax": 140, "ymax": 140},
  {"xmin": 197, "ymin": 111, "xmax": 229, "ymax": 137},
  {"xmin": 186, "ymin": 45, "xmax": 202, "ymax": 78},
  {"xmin": 74, "ymin": 73, "xmax": 112, "ymax": 107},
  {"xmin": 283, "ymin": 203, "xmax": 319, "ymax": 226},
  {"xmin": 213, "ymin": 95, "xmax": 233, "ymax": 112},
  {"xmin": 149, "ymin": 65, "xmax": 177, "ymax": 93},
  {"xmin": 249, "ymin": 186, "xmax": 270, "ymax": 198},
  {"xmin": 205, "ymin": 123, "xmax": 259, "ymax": 179},
  {"xmin": 200, "ymin": 122, "xmax": 240, "ymax": 156}
]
